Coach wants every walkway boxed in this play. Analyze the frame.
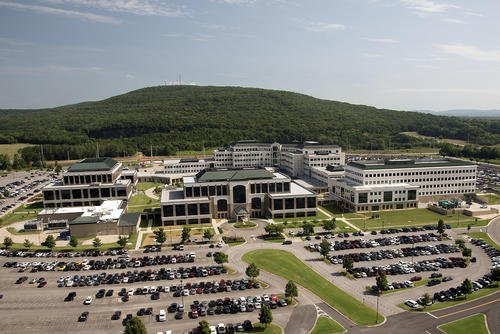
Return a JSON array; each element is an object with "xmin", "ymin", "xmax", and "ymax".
[
  {"xmin": 317, "ymin": 206, "xmax": 360, "ymax": 232},
  {"xmin": 135, "ymin": 218, "xmax": 153, "ymax": 250},
  {"xmin": 144, "ymin": 188, "xmax": 159, "ymax": 200}
]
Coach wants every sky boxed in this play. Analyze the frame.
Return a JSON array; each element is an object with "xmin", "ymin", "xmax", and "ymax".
[{"xmin": 0, "ymin": 0, "xmax": 499, "ymax": 111}]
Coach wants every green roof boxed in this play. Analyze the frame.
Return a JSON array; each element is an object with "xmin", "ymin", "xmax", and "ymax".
[
  {"xmin": 67, "ymin": 157, "xmax": 118, "ymax": 172},
  {"xmin": 348, "ymin": 159, "xmax": 475, "ymax": 170},
  {"xmin": 69, "ymin": 216, "xmax": 100, "ymax": 225},
  {"xmin": 196, "ymin": 169, "xmax": 274, "ymax": 182},
  {"xmin": 118, "ymin": 213, "xmax": 140, "ymax": 227}
]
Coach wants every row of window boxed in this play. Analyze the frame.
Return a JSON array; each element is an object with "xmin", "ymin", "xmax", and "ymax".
[
  {"xmin": 162, "ymin": 202, "xmax": 211, "ymax": 217},
  {"xmin": 44, "ymin": 201, "xmax": 102, "ymax": 208},
  {"xmin": 250, "ymin": 182, "xmax": 291, "ymax": 194},
  {"xmin": 43, "ymin": 187, "xmax": 128, "ymax": 201},
  {"xmin": 273, "ymin": 211, "xmax": 316, "ymax": 219},
  {"xmin": 272, "ymin": 197, "xmax": 316, "ymax": 210},
  {"xmin": 63, "ymin": 173, "xmax": 114, "ymax": 185}
]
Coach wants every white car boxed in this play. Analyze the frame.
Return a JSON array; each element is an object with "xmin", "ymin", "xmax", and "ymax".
[
  {"xmin": 209, "ymin": 326, "xmax": 217, "ymax": 334},
  {"xmin": 404, "ymin": 299, "xmax": 418, "ymax": 309},
  {"xmin": 84, "ymin": 296, "xmax": 92, "ymax": 305},
  {"xmin": 263, "ymin": 294, "xmax": 270, "ymax": 302},
  {"xmin": 158, "ymin": 309, "xmax": 166, "ymax": 322},
  {"xmin": 217, "ymin": 323, "xmax": 226, "ymax": 334}
]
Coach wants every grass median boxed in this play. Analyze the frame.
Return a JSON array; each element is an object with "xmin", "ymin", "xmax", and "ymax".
[
  {"xmin": 438, "ymin": 313, "xmax": 488, "ymax": 334},
  {"xmin": 310, "ymin": 316, "xmax": 345, "ymax": 334},
  {"xmin": 242, "ymin": 249, "xmax": 383, "ymax": 326}
]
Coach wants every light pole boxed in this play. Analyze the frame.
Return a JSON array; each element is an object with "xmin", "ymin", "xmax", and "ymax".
[
  {"xmin": 181, "ymin": 278, "xmax": 184, "ymax": 307},
  {"xmin": 376, "ymin": 292, "xmax": 380, "ymax": 323}
]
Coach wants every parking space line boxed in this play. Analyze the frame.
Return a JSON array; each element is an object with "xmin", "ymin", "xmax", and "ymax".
[{"xmin": 426, "ymin": 312, "xmax": 438, "ymax": 319}]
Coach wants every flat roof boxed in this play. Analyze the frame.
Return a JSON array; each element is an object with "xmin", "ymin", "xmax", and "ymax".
[
  {"xmin": 160, "ymin": 189, "xmax": 210, "ymax": 203},
  {"xmin": 118, "ymin": 213, "xmax": 141, "ymax": 227},
  {"xmin": 195, "ymin": 169, "xmax": 275, "ymax": 182},
  {"xmin": 348, "ymin": 159, "xmax": 475, "ymax": 170},
  {"xmin": 67, "ymin": 157, "xmax": 119, "ymax": 172},
  {"xmin": 268, "ymin": 182, "xmax": 314, "ymax": 197}
]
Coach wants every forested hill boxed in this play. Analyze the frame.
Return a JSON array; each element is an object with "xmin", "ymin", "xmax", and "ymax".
[{"xmin": 0, "ymin": 85, "xmax": 499, "ymax": 163}]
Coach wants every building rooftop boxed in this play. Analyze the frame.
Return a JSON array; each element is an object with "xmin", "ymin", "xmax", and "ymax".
[
  {"xmin": 268, "ymin": 182, "xmax": 314, "ymax": 197},
  {"xmin": 348, "ymin": 158, "xmax": 475, "ymax": 170},
  {"xmin": 67, "ymin": 157, "xmax": 119, "ymax": 172},
  {"xmin": 194, "ymin": 168, "xmax": 275, "ymax": 183},
  {"xmin": 118, "ymin": 212, "xmax": 141, "ymax": 227},
  {"xmin": 160, "ymin": 189, "xmax": 209, "ymax": 203}
]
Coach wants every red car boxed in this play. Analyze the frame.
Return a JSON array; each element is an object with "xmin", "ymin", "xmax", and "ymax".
[
  {"xmin": 37, "ymin": 281, "xmax": 47, "ymax": 288},
  {"xmin": 410, "ymin": 276, "xmax": 422, "ymax": 282},
  {"xmin": 270, "ymin": 294, "xmax": 278, "ymax": 301}
]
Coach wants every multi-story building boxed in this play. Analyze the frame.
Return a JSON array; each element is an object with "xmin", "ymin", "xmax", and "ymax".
[
  {"xmin": 280, "ymin": 141, "xmax": 345, "ymax": 178},
  {"xmin": 163, "ymin": 158, "xmax": 214, "ymax": 175},
  {"xmin": 332, "ymin": 158, "xmax": 477, "ymax": 212},
  {"xmin": 160, "ymin": 168, "xmax": 317, "ymax": 225},
  {"xmin": 213, "ymin": 140, "xmax": 281, "ymax": 168},
  {"xmin": 42, "ymin": 158, "xmax": 135, "ymax": 208}
]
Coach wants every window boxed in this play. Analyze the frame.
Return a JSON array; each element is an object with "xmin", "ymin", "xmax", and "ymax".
[
  {"xmin": 276, "ymin": 183, "xmax": 283, "ymax": 192},
  {"xmin": 194, "ymin": 187, "xmax": 200, "ymax": 197},
  {"xmin": 285, "ymin": 198, "xmax": 294, "ymax": 210},
  {"xmin": 186, "ymin": 187, "xmax": 193, "ymax": 197},
  {"xmin": 262, "ymin": 183, "xmax": 268, "ymax": 193},
  {"xmin": 408, "ymin": 190, "xmax": 417, "ymax": 200},
  {"xmin": 217, "ymin": 199, "xmax": 228, "ymax": 212},
  {"xmin": 232, "ymin": 185, "xmax": 246, "ymax": 204},
  {"xmin": 209, "ymin": 186, "xmax": 216, "ymax": 196},
  {"xmin": 43, "ymin": 191, "xmax": 54, "ymax": 201},
  {"xmin": 383, "ymin": 191, "xmax": 392, "ymax": 202},
  {"xmin": 72, "ymin": 189, "xmax": 82, "ymax": 199},
  {"xmin": 163, "ymin": 205, "xmax": 174, "ymax": 217},
  {"xmin": 101, "ymin": 188, "xmax": 110, "ymax": 198},
  {"xmin": 251, "ymin": 197, "xmax": 262, "ymax": 210},
  {"xmin": 200, "ymin": 203, "xmax": 210, "ymax": 214},
  {"xmin": 269, "ymin": 183, "xmax": 275, "ymax": 193},
  {"xmin": 307, "ymin": 197, "xmax": 316, "ymax": 208},
  {"xmin": 188, "ymin": 204, "xmax": 198, "ymax": 215},
  {"xmin": 358, "ymin": 192, "xmax": 368, "ymax": 204},
  {"xmin": 296, "ymin": 197, "xmax": 305, "ymax": 209},
  {"xmin": 175, "ymin": 205, "xmax": 186, "ymax": 217},
  {"xmin": 274, "ymin": 199, "xmax": 283, "ymax": 210},
  {"xmin": 284, "ymin": 182, "xmax": 290, "ymax": 192},
  {"xmin": 117, "ymin": 188, "xmax": 127, "ymax": 197}
]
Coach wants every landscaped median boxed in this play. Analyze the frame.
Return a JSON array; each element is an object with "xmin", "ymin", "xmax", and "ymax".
[
  {"xmin": 242, "ymin": 249, "xmax": 384, "ymax": 326},
  {"xmin": 310, "ymin": 316, "xmax": 345, "ymax": 334},
  {"xmin": 438, "ymin": 313, "xmax": 489, "ymax": 334}
]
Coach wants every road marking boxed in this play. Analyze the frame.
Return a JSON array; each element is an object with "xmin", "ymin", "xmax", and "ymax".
[
  {"xmin": 433, "ymin": 298, "xmax": 500, "ymax": 318},
  {"xmin": 427, "ymin": 312, "xmax": 438, "ymax": 319}
]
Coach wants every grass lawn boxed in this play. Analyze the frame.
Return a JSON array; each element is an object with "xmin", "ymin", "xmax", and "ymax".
[
  {"xmin": 0, "ymin": 143, "xmax": 34, "ymax": 158},
  {"xmin": 0, "ymin": 202, "xmax": 44, "ymax": 226},
  {"xmin": 477, "ymin": 193, "xmax": 500, "ymax": 205},
  {"xmin": 242, "ymin": 249, "xmax": 383, "ymax": 325},
  {"xmin": 129, "ymin": 193, "xmax": 159, "ymax": 205},
  {"xmin": 399, "ymin": 286, "xmax": 500, "ymax": 312},
  {"xmin": 463, "ymin": 232, "xmax": 499, "ymax": 250},
  {"xmin": 438, "ymin": 313, "xmax": 488, "ymax": 334},
  {"xmin": 136, "ymin": 181, "xmax": 163, "ymax": 191},
  {"xmin": 348, "ymin": 208, "xmax": 486, "ymax": 230},
  {"xmin": 227, "ymin": 240, "xmax": 246, "ymax": 247},
  {"xmin": 310, "ymin": 316, "xmax": 345, "ymax": 334},
  {"xmin": 321, "ymin": 205, "xmax": 365, "ymax": 219},
  {"xmin": 246, "ymin": 323, "xmax": 282, "ymax": 334}
]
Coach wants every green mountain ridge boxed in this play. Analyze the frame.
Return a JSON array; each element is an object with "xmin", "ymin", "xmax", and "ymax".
[{"xmin": 0, "ymin": 85, "xmax": 498, "ymax": 162}]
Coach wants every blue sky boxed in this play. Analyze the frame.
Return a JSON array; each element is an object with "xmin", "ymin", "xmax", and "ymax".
[{"xmin": 0, "ymin": 0, "xmax": 499, "ymax": 111}]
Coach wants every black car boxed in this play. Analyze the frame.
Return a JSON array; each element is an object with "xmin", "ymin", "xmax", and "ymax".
[
  {"xmin": 243, "ymin": 320, "xmax": 253, "ymax": 331},
  {"xmin": 175, "ymin": 311, "xmax": 184, "ymax": 319},
  {"xmin": 145, "ymin": 307, "xmax": 153, "ymax": 315},
  {"xmin": 137, "ymin": 308, "xmax": 146, "ymax": 316},
  {"xmin": 227, "ymin": 323, "xmax": 235, "ymax": 333},
  {"xmin": 78, "ymin": 311, "xmax": 89, "ymax": 322},
  {"xmin": 168, "ymin": 303, "xmax": 178, "ymax": 313},
  {"xmin": 112, "ymin": 311, "xmax": 121, "ymax": 320},
  {"xmin": 105, "ymin": 289, "xmax": 114, "ymax": 297},
  {"xmin": 122, "ymin": 314, "xmax": 133, "ymax": 325},
  {"xmin": 65, "ymin": 291, "xmax": 76, "ymax": 301}
]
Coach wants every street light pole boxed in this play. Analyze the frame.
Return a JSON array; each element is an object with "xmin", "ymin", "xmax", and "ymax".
[
  {"xmin": 181, "ymin": 278, "xmax": 184, "ymax": 306},
  {"xmin": 376, "ymin": 293, "xmax": 380, "ymax": 323}
]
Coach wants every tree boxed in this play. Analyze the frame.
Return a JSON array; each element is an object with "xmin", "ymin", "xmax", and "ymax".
[
  {"xmin": 69, "ymin": 236, "xmax": 78, "ymax": 248},
  {"xmin": 3, "ymin": 236, "xmax": 13, "ymax": 249},
  {"xmin": 42, "ymin": 235, "xmax": 56, "ymax": 249},
  {"xmin": 323, "ymin": 219, "xmax": 336, "ymax": 232},
  {"xmin": 203, "ymin": 228, "xmax": 214, "ymax": 241},
  {"xmin": 54, "ymin": 161, "xmax": 62, "ymax": 174},
  {"xmin": 23, "ymin": 239, "xmax": 33, "ymax": 250},
  {"xmin": 213, "ymin": 251, "xmax": 228, "ymax": 265},
  {"xmin": 422, "ymin": 293, "xmax": 431, "ymax": 308},
  {"xmin": 198, "ymin": 320, "xmax": 211, "ymax": 334},
  {"xmin": 462, "ymin": 247, "xmax": 472, "ymax": 257},
  {"xmin": 245, "ymin": 263, "xmax": 260, "ymax": 281},
  {"xmin": 258, "ymin": 304, "xmax": 273, "ymax": 327},
  {"xmin": 123, "ymin": 316, "xmax": 147, "ymax": 334},
  {"xmin": 492, "ymin": 268, "xmax": 500, "ymax": 287},
  {"xmin": 153, "ymin": 228, "xmax": 166, "ymax": 246},
  {"xmin": 181, "ymin": 226, "xmax": 190, "ymax": 243},
  {"xmin": 342, "ymin": 256, "xmax": 354, "ymax": 271},
  {"xmin": 437, "ymin": 219, "xmax": 445, "ymax": 235},
  {"xmin": 117, "ymin": 235, "xmax": 129, "ymax": 249},
  {"xmin": 285, "ymin": 280, "xmax": 298, "ymax": 299},
  {"xmin": 462, "ymin": 278, "xmax": 473, "ymax": 299},
  {"xmin": 376, "ymin": 272, "xmax": 389, "ymax": 291},
  {"xmin": 264, "ymin": 224, "xmax": 284, "ymax": 236},
  {"xmin": 319, "ymin": 239, "xmax": 330, "ymax": 258},
  {"xmin": 302, "ymin": 222, "xmax": 314, "ymax": 235},
  {"xmin": 92, "ymin": 237, "xmax": 102, "ymax": 249}
]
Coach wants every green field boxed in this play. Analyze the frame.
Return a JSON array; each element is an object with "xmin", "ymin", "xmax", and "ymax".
[
  {"xmin": 127, "ymin": 193, "xmax": 159, "ymax": 213},
  {"xmin": 310, "ymin": 316, "xmax": 345, "ymax": 334},
  {"xmin": 246, "ymin": 323, "xmax": 282, "ymax": 334},
  {"xmin": 347, "ymin": 209, "xmax": 486, "ymax": 230},
  {"xmin": 320, "ymin": 205, "xmax": 366, "ymax": 219},
  {"xmin": 136, "ymin": 181, "xmax": 164, "ymax": 191},
  {"xmin": 0, "ymin": 143, "xmax": 34, "ymax": 158},
  {"xmin": 477, "ymin": 193, "xmax": 500, "ymax": 205},
  {"xmin": 464, "ymin": 232, "xmax": 500, "ymax": 250},
  {"xmin": 438, "ymin": 313, "xmax": 488, "ymax": 334},
  {"xmin": 399, "ymin": 286, "xmax": 500, "ymax": 312},
  {"xmin": 234, "ymin": 221, "xmax": 257, "ymax": 228},
  {"xmin": 0, "ymin": 202, "xmax": 43, "ymax": 226},
  {"xmin": 242, "ymin": 249, "xmax": 383, "ymax": 325}
]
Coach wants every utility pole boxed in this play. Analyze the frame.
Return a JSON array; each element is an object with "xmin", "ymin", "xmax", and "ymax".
[{"xmin": 376, "ymin": 293, "xmax": 380, "ymax": 323}]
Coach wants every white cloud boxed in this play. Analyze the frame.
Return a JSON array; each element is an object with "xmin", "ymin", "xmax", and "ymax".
[
  {"xmin": 125, "ymin": 73, "xmax": 134, "ymax": 79},
  {"xmin": 436, "ymin": 43, "xmax": 500, "ymax": 62},
  {"xmin": 43, "ymin": 0, "xmax": 186, "ymax": 17},
  {"xmin": 0, "ymin": 1, "xmax": 120, "ymax": 24},
  {"xmin": 305, "ymin": 21, "xmax": 346, "ymax": 32},
  {"xmin": 440, "ymin": 18, "xmax": 465, "ymax": 24},
  {"xmin": 400, "ymin": 0, "xmax": 459, "ymax": 13},
  {"xmin": 464, "ymin": 11, "xmax": 483, "ymax": 17},
  {"xmin": 363, "ymin": 37, "xmax": 398, "ymax": 44}
]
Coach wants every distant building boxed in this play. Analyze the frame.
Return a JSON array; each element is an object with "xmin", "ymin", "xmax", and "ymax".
[
  {"xmin": 42, "ymin": 158, "xmax": 136, "ymax": 208},
  {"xmin": 332, "ymin": 158, "xmax": 477, "ymax": 212},
  {"xmin": 160, "ymin": 168, "xmax": 317, "ymax": 225},
  {"xmin": 213, "ymin": 141, "xmax": 281, "ymax": 168},
  {"xmin": 163, "ymin": 157, "xmax": 214, "ymax": 175},
  {"xmin": 37, "ymin": 200, "xmax": 139, "ymax": 237}
]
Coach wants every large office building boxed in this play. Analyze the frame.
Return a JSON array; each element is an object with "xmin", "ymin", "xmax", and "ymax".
[
  {"xmin": 213, "ymin": 141, "xmax": 281, "ymax": 168},
  {"xmin": 160, "ymin": 168, "xmax": 317, "ymax": 225},
  {"xmin": 42, "ymin": 158, "xmax": 136, "ymax": 208},
  {"xmin": 163, "ymin": 158, "xmax": 214, "ymax": 175},
  {"xmin": 331, "ymin": 158, "xmax": 477, "ymax": 212}
]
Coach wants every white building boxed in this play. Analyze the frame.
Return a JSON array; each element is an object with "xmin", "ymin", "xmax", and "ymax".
[
  {"xmin": 332, "ymin": 158, "xmax": 477, "ymax": 212},
  {"xmin": 213, "ymin": 140, "xmax": 281, "ymax": 168},
  {"xmin": 163, "ymin": 158, "xmax": 214, "ymax": 175}
]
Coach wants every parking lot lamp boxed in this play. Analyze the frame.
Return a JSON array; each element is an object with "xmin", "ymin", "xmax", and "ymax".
[
  {"xmin": 376, "ymin": 292, "xmax": 380, "ymax": 323},
  {"xmin": 181, "ymin": 278, "xmax": 184, "ymax": 306}
]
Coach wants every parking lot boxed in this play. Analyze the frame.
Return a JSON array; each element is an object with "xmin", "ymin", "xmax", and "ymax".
[{"xmin": 0, "ymin": 244, "xmax": 292, "ymax": 334}]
